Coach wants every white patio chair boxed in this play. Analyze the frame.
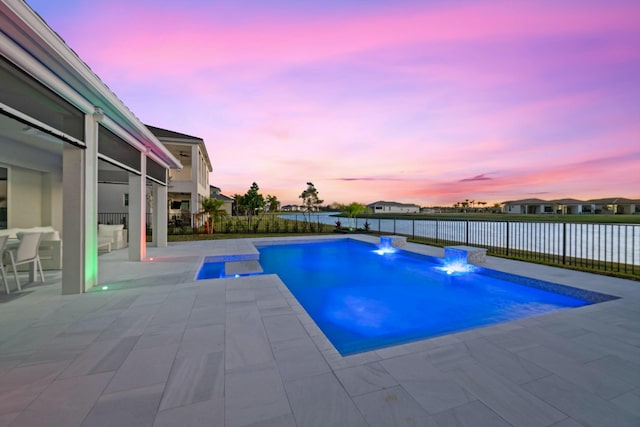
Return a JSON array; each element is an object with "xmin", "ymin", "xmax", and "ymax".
[
  {"xmin": 0, "ymin": 235, "xmax": 10, "ymax": 294},
  {"xmin": 9, "ymin": 232, "xmax": 44, "ymax": 291}
]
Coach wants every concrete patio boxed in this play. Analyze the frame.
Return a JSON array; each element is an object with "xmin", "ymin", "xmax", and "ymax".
[{"xmin": 1, "ymin": 235, "xmax": 639, "ymax": 427}]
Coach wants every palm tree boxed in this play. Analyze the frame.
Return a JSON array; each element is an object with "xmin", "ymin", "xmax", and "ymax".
[
  {"xmin": 201, "ymin": 198, "xmax": 226, "ymax": 234},
  {"xmin": 232, "ymin": 194, "xmax": 243, "ymax": 216}
]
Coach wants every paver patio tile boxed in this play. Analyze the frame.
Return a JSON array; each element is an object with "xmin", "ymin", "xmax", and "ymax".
[
  {"xmin": 431, "ymin": 399, "xmax": 511, "ymax": 427},
  {"xmin": 225, "ymin": 305, "xmax": 274, "ymax": 370},
  {"xmin": 572, "ymin": 331, "xmax": 640, "ymax": 364},
  {"xmin": 610, "ymin": 390, "xmax": 640, "ymax": 418},
  {"xmin": 462, "ymin": 337, "xmax": 551, "ymax": 385},
  {"xmin": 7, "ymin": 371, "xmax": 112, "ymax": 427},
  {"xmin": 353, "ymin": 385, "xmax": 437, "ymax": 427},
  {"xmin": 2, "ymin": 238, "xmax": 639, "ymax": 427},
  {"xmin": 153, "ymin": 397, "xmax": 224, "ymax": 427},
  {"xmin": 226, "ymin": 363, "xmax": 291, "ymax": 427},
  {"xmin": 80, "ymin": 383, "xmax": 164, "ymax": 427},
  {"xmin": 284, "ymin": 372, "xmax": 368, "ymax": 427},
  {"xmin": 523, "ymin": 374, "xmax": 640, "ymax": 427},
  {"xmin": 334, "ymin": 361, "xmax": 397, "ymax": 397},
  {"xmin": 0, "ymin": 360, "xmax": 70, "ymax": 415},
  {"xmin": 104, "ymin": 341, "xmax": 179, "ymax": 394},
  {"xmin": 263, "ymin": 313, "xmax": 308, "ymax": 343},
  {"xmin": 272, "ymin": 337, "xmax": 330, "ymax": 381},
  {"xmin": 176, "ymin": 324, "xmax": 224, "ymax": 358},
  {"xmin": 159, "ymin": 350, "xmax": 224, "ymax": 411},
  {"xmin": 517, "ymin": 345, "xmax": 635, "ymax": 399},
  {"xmin": 59, "ymin": 336, "xmax": 139, "ymax": 379},
  {"xmin": 446, "ymin": 359, "xmax": 565, "ymax": 427},
  {"xmin": 381, "ymin": 352, "xmax": 475, "ymax": 414}
]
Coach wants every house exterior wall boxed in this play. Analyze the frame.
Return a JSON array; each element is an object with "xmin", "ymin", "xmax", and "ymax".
[
  {"xmin": 98, "ymin": 183, "xmax": 128, "ymax": 214},
  {"xmin": 504, "ymin": 200, "xmax": 638, "ymax": 214},
  {"xmin": 162, "ymin": 141, "xmax": 211, "ymax": 221},
  {"xmin": 0, "ymin": 139, "xmax": 63, "ymax": 231},
  {"xmin": 10, "ymin": 167, "xmax": 42, "ymax": 228},
  {"xmin": 505, "ymin": 204, "xmax": 525, "ymax": 214},
  {"xmin": 370, "ymin": 204, "xmax": 420, "ymax": 213}
]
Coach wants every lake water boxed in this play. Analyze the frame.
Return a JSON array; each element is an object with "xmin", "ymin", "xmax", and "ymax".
[{"xmin": 279, "ymin": 212, "xmax": 640, "ymax": 266}]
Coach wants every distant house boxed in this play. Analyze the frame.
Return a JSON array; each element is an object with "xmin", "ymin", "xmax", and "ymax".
[
  {"xmin": 367, "ymin": 201, "xmax": 420, "ymax": 214},
  {"xmin": 503, "ymin": 198, "xmax": 639, "ymax": 215},
  {"xmin": 282, "ymin": 205, "xmax": 302, "ymax": 212},
  {"xmin": 147, "ymin": 125, "xmax": 213, "ymax": 227},
  {"xmin": 210, "ymin": 185, "xmax": 234, "ymax": 215},
  {"xmin": 99, "ymin": 125, "xmax": 213, "ymax": 227}
]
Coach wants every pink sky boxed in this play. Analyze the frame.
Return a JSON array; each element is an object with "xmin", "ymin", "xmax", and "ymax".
[{"xmin": 27, "ymin": 0, "xmax": 640, "ymax": 206}]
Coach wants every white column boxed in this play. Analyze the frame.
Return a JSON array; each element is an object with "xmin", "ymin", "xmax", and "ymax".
[
  {"xmin": 152, "ymin": 180, "xmax": 168, "ymax": 247},
  {"xmin": 61, "ymin": 111, "xmax": 99, "ymax": 294},
  {"xmin": 128, "ymin": 153, "xmax": 146, "ymax": 261},
  {"xmin": 191, "ymin": 145, "xmax": 198, "ymax": 228}
]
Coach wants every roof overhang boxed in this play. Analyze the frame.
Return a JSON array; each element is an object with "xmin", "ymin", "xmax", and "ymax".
[{"xmin": 0, "ymin": 1, "xmax": 182, "ymax": 170}]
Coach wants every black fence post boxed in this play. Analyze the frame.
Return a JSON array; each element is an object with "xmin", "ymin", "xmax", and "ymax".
[
  {"xmin": 506, "ymin": 221, "xmax": 510, "ymax": 256},
  {"xmin": 412, "ymin": 220, "xmax": 415, "ymax": 239},
  {"xmin": 562, "ymin": 222, "xmax": 567, "ymax": 264},
  {"xmin": 465, "ymin": 220, "xmax": 469, "ymax": 245},
  {"xmin": 393, "ymin": 219, "xmax": 396, "ymax": 235}
]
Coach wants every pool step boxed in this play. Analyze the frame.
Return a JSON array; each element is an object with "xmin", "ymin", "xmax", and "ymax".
[{"xmin": 225, "ymin": 260, "xmax": 263, "ymax": 276}]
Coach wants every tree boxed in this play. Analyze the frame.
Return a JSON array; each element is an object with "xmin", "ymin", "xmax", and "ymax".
[
  {"xmin": 266, "ymin": 194, "xmax": 280, "ymax": 212},
  {"xmin": 201, "ymin": 198, "xmax": 226, "ymax": 233},
  {"xmin": 243, "ymin": 182, "xmax": 265, "ymax": 223},
  {"xmin": 232, "ymin": 193, "xmax": 244, "ymax": 216},
  {"xmin": 341, "ymin": 202, "xmax": 366, "ymax": 230},
  {"xmin": 299, "ymin": 182, "xmax": 323, "ymax": 212}
]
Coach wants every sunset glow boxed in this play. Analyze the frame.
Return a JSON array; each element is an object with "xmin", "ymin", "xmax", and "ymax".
[{"xmin": 26, "ymin": 0, "xmax": 640, "ymax": 206}]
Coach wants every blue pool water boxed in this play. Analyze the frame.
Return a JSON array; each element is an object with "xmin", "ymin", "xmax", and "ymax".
[
  {"xmin": 257, "ymin": 239, "xmax": 615, "ymax": 355},
  {"xmin": 196, "ymin": 262, "xmax": 225, "ymax": 279}
]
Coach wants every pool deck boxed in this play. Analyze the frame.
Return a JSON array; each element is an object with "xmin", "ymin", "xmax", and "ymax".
[{"xmin": 1, "ymin": 235, "xmax": 639, "ymax": 427}]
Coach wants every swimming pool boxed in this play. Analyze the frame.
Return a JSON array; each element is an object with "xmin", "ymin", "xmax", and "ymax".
[{"xmin": 255, "ymin": 239, "xmax": 617, "ymax": 355}]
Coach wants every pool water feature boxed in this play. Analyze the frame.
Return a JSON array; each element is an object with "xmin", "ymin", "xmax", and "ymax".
[
  {"xmin": 257, "ymin": 239, "xmax": 617, "ymax": 355},
  {"xmin": 195, "ymin": 261, "xmax": 263, "ymax": 280}
]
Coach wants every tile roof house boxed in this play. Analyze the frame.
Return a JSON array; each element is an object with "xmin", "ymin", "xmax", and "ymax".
[
  {"xmin": 210, "ymin": 185, "xmax": 234, "ymax": 215},
  {"xmin": 367, "ymin": 201, "xmax": 421, "ymax": 214},
  {"xmin": 503, "ymin": 198, "xmax": 639, "ymax": 214},
  {"xmin": 147, "ymin": 125, "xmax": 213, "ymax": 227}
]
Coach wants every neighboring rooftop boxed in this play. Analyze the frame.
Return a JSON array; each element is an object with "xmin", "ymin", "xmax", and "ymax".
[
  {"xmin": 505, "ymin": 197, "xmax": 640, "ymax": 204},
  {"xmin": 146, "ymin": 125, "xmax": 204, "ymax": 142},
  {"xmin": 367, "ymin": 201, "xmax": 421, "ymax": 208}
]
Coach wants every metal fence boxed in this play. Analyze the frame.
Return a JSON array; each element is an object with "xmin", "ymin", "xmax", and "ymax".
[
  {"xmin": 97, "ymin": 212, "xmax": 639, "ymax": 279},
  {"xmin": 98, "ymin": 212, "xmax": 152, "ymax": 231},
  {"xmin": 168, "ymin": 214, "xmax": 333, "ymax": 235},
  {"xmin": 354, "ymin": 217, "xmax": 639, "ymax": 279}
]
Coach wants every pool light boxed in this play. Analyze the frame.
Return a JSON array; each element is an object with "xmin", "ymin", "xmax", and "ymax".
[{"xmin": 437, "ymin": 261, "xmax": 476, "ymax": 275}]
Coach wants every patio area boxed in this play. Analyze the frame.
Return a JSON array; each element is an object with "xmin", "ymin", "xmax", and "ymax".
[{"xmin": 1, "ymin": 235, "xmax": 639, "ymax": 427}]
